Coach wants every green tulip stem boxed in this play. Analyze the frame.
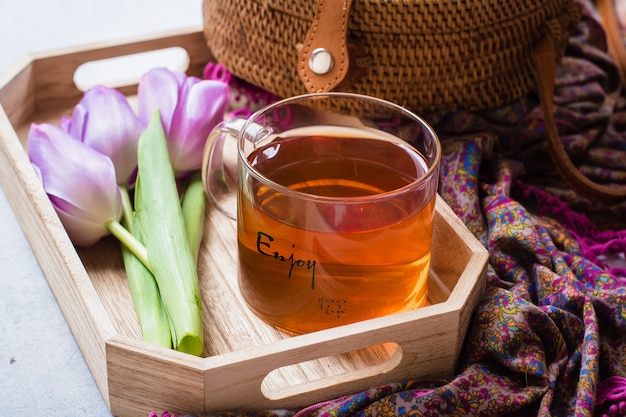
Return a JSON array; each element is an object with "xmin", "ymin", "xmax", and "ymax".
[
  {"xmin": 106, "ymin": 219, "xmax": 152, "ymax": 273},
  {"xmin": 181, "ymin": 171, "xmax": 206, "ymax": 264},
  {"xmin": 112, "ymin": 185, "xmax": 173, "ymax": 349},
  {"xmin": 119, "ymin": 185, "xmax": 134, "ymax": 227}
]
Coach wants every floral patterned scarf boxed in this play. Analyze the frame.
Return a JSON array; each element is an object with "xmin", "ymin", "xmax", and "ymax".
[{"xmin": 153, "ymin": 1, "xmax": 626, "ymax": 416}]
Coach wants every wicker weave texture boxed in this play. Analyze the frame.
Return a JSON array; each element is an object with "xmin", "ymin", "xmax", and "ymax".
[{"xmin": 203, "ymin": 0, "xmax": 580, "ymax": 113}]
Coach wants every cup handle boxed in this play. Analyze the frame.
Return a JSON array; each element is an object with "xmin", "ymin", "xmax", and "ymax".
[{"xmin": 201, "ymin": 118, "xmax": 247, "ymax": 220}]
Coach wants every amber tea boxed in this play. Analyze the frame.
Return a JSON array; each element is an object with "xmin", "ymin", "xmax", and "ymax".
[{"xmin": 237, "ymin": 127, "xmax": 436, "ymax": 334}]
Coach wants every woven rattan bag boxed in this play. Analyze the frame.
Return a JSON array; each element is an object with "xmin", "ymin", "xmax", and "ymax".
[{"xmin": 203, "ymin": 0, "xmax": 626, "ymax": 201}]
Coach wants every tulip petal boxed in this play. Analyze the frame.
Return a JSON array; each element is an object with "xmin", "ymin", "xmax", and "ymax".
[
  {"xmin": 30, "ymin": 161, "xmax": 105, "ymax": 245},
  {"xmin": 59, "ymin": 115, "xmax": 73, "ymax": 133},
  {"xmin": 69, "ymin": 86, "xmax": 143, "ymax": 185},
  {"xmin": 169, "ymin": 79, "xmax": 230, "ymax": 172},
  {"xmin": 52, "ymin": 196, "xmax": 117, "ymax": 247},
  {"xmin": 28, "ymin": 123, "xmax": 122, "ymax": 245},
  {"xmin": 138, "ymin": 68, "xmax": 180, "ymax": 134}
]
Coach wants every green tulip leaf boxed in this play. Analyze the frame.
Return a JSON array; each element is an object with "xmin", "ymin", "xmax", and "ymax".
[{"xmin": 135, "ymin": 109, "xmax": 204, "ymax": 356}]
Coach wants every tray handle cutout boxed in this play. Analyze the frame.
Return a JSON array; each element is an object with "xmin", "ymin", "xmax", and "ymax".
[
  {"xmin": 261, "ymin": 341, "xmax": 402, "ymax": 401},
  {"xmin": 73, "ymin": 47, "xmax": 189, "ymax": 91}
]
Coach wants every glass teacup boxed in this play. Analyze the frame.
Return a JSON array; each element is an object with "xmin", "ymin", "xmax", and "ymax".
[{"xmin": 202, "ymin": 92, "xmax": 441, "ymax": 334}]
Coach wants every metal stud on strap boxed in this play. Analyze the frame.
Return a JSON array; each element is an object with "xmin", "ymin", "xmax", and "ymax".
[{"xmin": 309, "ymin": 48, "xmax": 335, "ymax": 75}]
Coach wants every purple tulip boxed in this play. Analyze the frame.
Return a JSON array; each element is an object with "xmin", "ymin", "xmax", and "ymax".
[
  {"xmin": 28, "ymin": 123, "xmax": 122, "ymax": 247},
  {"xmin": 63, "ymin": 85, "xmax": 144, "ymax": 185},
  {"xmin": 137, "ymin": 67, "xmax": 230, "ymax": 173}
]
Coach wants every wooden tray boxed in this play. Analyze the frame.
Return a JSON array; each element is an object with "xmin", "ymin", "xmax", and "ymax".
[{"xmin": 0, "ymin": 28, "xmax": 489, "ymax": 417}]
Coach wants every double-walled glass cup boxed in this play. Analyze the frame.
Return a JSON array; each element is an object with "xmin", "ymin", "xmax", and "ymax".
[{"xmin": 202, "ymin": 93, "xmax": 441, "ymax": 334}]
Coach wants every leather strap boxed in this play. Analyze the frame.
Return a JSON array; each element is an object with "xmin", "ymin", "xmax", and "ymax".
[
  {"xmin": 533, "ymin": 30, "xmax": 626, "ymax": 201},
  {"xmin": 297, "ymin": 0, "xmax": 353, "ymax": 92},
  {"xmin": 597, "ymin": 0, "xmax": 626, "ymax": 84}
]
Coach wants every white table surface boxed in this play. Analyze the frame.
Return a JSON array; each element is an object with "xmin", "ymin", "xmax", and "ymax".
[{"xmin": 0, "ymin": 1, "xmax": 203, "ymax": 415}]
